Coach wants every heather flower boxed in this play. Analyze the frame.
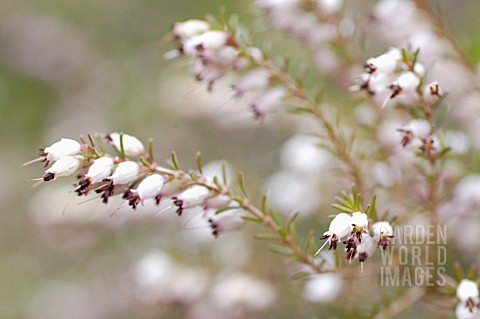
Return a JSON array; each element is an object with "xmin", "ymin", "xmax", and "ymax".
[
  {"xmin": 43, "ymin": 155, "xmax": 82, "ymax": 181},
  {"xmin": 38, "ymin": 138, "xmax": 81, "ymax": 166},
  {"xmin": 96, "ymin": 160, "xmax": 139, "ymax": 203},
  {"xmin": 76, "ymin": 156, "xmax": 114, "ymax": 195},
  {"xmin": 173, "ymin": 19, "xmax": 210, "ymax": 39},
  {"xmin": 107, "ymin": 132, "xmax": 145, "ymax": 157},
  {"xmin": 125, "ymin": 174, "xmax": 165, "ymax": 208},
  {"xmin": 457, "ymin": 279, "xmax": 480, "ymax": 314},
  {"xmin": 172, "ymin": 185, "xmax": 210, "ymax": 215},
  {"xmin": 208, "ymin": 209, "xmax": 247, "ymax": 237},
  {"xmin": 251, "ymin": 87, "xmax": 288, "ymax": 119},
  {"xmin": 317, "ymin": 212, "xmax": 352, "ymax": 253},
  {"xmin": 372, "ymin": 221, "xmax": 394, "ymax": 249}
]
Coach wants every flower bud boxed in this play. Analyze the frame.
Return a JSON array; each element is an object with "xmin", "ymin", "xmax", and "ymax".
[
  {"xmin": 40, "ymin": 138, "xmax": 81, "ymax": 166},
  {"xmin": 172, "ymin": 185, "xmax": 210, "ymax": 215},
  {"xmin": 107, "ymin": 133, "xmax": 145, "ymax": 157},
  {"xmin": 43, "ymin": 155, "xmax": 82, "ymax": 181}
]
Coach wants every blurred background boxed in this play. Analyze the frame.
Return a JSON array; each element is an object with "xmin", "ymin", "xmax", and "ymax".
[{"xmin": 1, "ymin": 0, "xmax": 480, "ymax": 318}]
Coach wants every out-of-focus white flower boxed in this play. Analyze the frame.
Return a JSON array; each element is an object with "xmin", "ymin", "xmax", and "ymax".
[
  {"xmin": 173, "ymin": 19, "xmax": 210, "ymax": 39},
  {"xmin": 210, "ymin": 272, "xmax": 276, "ymax": 311},
  {"xmin": 173, "ymin": 185, "xmax": 210, "ymax": 215},
  {"xmin": 445, "ymin": 131, "xmax": 470, "ymax": 154},
  {"xmin": 251, "ymin": 87, "xmax": 288, "ymax": 119},
  {"xmin": 398, "ymin": 119, "xmax": 431, "ymax": 147},
  {"xmin": 43, "ymin": 155, "xmax": 82, "ymax": 181},
  {"xmin": 183, "ymin": 31, "xmax": 228, "ymax": 56},
  {"xmin": 40, "ymin": 138, "xmax": 81, "ymax": 165},
  {"xmin": 456, "ymin": 302, "xmax": 480, "ymax": 319},
  {"xmin": 233, "ymin": 68, "xmax": 271, "ymax": 97},
  {"xmin": 356, "ymin": 234, "xmax": 377, "ymax": 262},
  {"xmin": 125, "ymin": 174, "xmax": 165, "ymax": 208},
  {"xmin": 280, "ymin": 134, "xmax": 332, "ymax": 173},
  {"xmin": 209, "ymin": 209, "xmax": 247, "ymax": 237},
  {"xmin": 456, "ymin": 279, "xmax": 480, "ymax": 317},
  {"xmin": 366, "ymin": 48, "xmax": 401, "ymax": 74},
  {"xmin": 390, "ymin": 72, "xmax": 420, "ymax": 102},
  {"xmin": 107, "ymin": 132, "xmax": 145, "ymax": 157},
  {"xmin": 457, "ymin": 279, "xmax": 479, "ymax": 302},
  {"xmin": 372, "ymin": 221, "xmax": 393, "ymax": 237},
  {"xmin": 318, "ymin": 213, "xmax": 352, "ymax": 251},
  {"xmin": 303, "ymin": 273, "xmax": 343, "ymax": 303},
  {"xmin": 316, "ymin": 0, "xmax": 343, "ymax": 15},
  {"xmin": 423, "ymin": 81, "xmax": 442, "ymax": 104}
]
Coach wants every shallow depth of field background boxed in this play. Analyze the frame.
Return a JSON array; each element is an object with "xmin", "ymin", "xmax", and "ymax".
[{"xmin": 1, "ymin": 0, "xmax": 480, "ymax": 318}]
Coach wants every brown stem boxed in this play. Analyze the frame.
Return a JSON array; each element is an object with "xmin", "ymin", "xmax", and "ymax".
[{"xmin": 240, "ymin": 200, "xmax": 323, "ymax": 273}]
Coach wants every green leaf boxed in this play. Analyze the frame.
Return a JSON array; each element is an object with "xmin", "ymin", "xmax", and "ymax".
[
  {"xmin": 148, "ymin": 139, "xmax": 155, "ymax": 161},
  {"xmin": 270, "ymin": 209, "xmax": 283, "ymax": 227},
  {"xmin": 119, "ymin": 133, "xmax": 126, "ymax": 158},
  {"xmin": 238, "ymin": 171, "xmax": 248, "ymax": 198},
  {"xmin": 171, "ymin": 151, "xmax": 181, "ymax": 170},
  {"xmin": 291, "ymin": 271, "xmax": 312, "ymax": 280},
  {"xmin": 268, "ymin": 245, "xmax": 293, "ymax": 256},
  {"xmin": 196, "ymin": 151, "xmax": 203, "ymax": 174},
  {"xmin": 241, "ymin": 216, "xmax": 263, "ymax": 223}
]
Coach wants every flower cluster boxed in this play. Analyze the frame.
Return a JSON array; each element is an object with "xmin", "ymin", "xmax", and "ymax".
[
  {"xmin": 317, "ymin": 211, "xmax": 393, "ymax": 265},
  {"xmin": 167, "ymin": 19, "xmax": 244, "ymax": 89},
  {"xmin": 257, "ymin": 0, "xmax": 351, "ymax": 73},
  {"xmin": 27, "ymin": 133, "xmax": 247, "ymax": 237},
  {"xmin": 354, "ymin": 48, "xmax": 442, "ymax": 107},
  {"xmin": 167, "ymin": 19, "xmax": 295, "ymax": 119},
  {"xmin": 456, "ymin": 279, "xmax": 479, "ymax": 318}
]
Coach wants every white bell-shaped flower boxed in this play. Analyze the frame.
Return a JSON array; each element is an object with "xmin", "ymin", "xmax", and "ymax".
[
  {"xmin": 107, "ymin": 132, "xmax": 145, "ymax": 157},
  {"xmin": 173, "ymin": 185, "xmax": 210, "ymax": 215},
  {"xmin": 85, "ymin": 157, "xmax": 115, "ymax": 184},
  {"xmin": 125, "ymin": 174, "xmax": 165, "ymax": 208},
  {"xmin": 372, "ymin": 221, "xmax": 393, "ymax": 237},
  {"xmin": 423, "ymin": 81, "xmax": 442, "ymax": 104},
  {"xmin": 43, "ymin": 155, "xmax": 82, "ymax": 181},
  {"xmin": 209, "ymin": 209, "xmax": 247, "ymax": 237},
  {"xmin": 316, "ymin": 213, "xmax": 352, "ymax": 253},
  {"xmin": 233, "ymin": 68, "xmax": 271, "ymax": 97},
  {"xmin": 365, "ymin": 48, "xmax": 401, "ymax": 74},
  {"xmin": 41, "ymin": 138, "xmax": 81, "ymax": 165},
  {"xmin": 109, "ymin": 161, "xmax": 139, "ymax": 185},
  {"xmin": 350, "ymin": 211, "xmax": 368, "ymax": 229},
  {"xmin": 457, "ymin": 279, "xmax": 480, "ymax": 302}
]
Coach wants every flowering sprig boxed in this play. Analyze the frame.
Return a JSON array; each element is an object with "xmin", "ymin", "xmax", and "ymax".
[{"xmin": 26, "ymin": 132, "xmax": 339, "ymax": 273}]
